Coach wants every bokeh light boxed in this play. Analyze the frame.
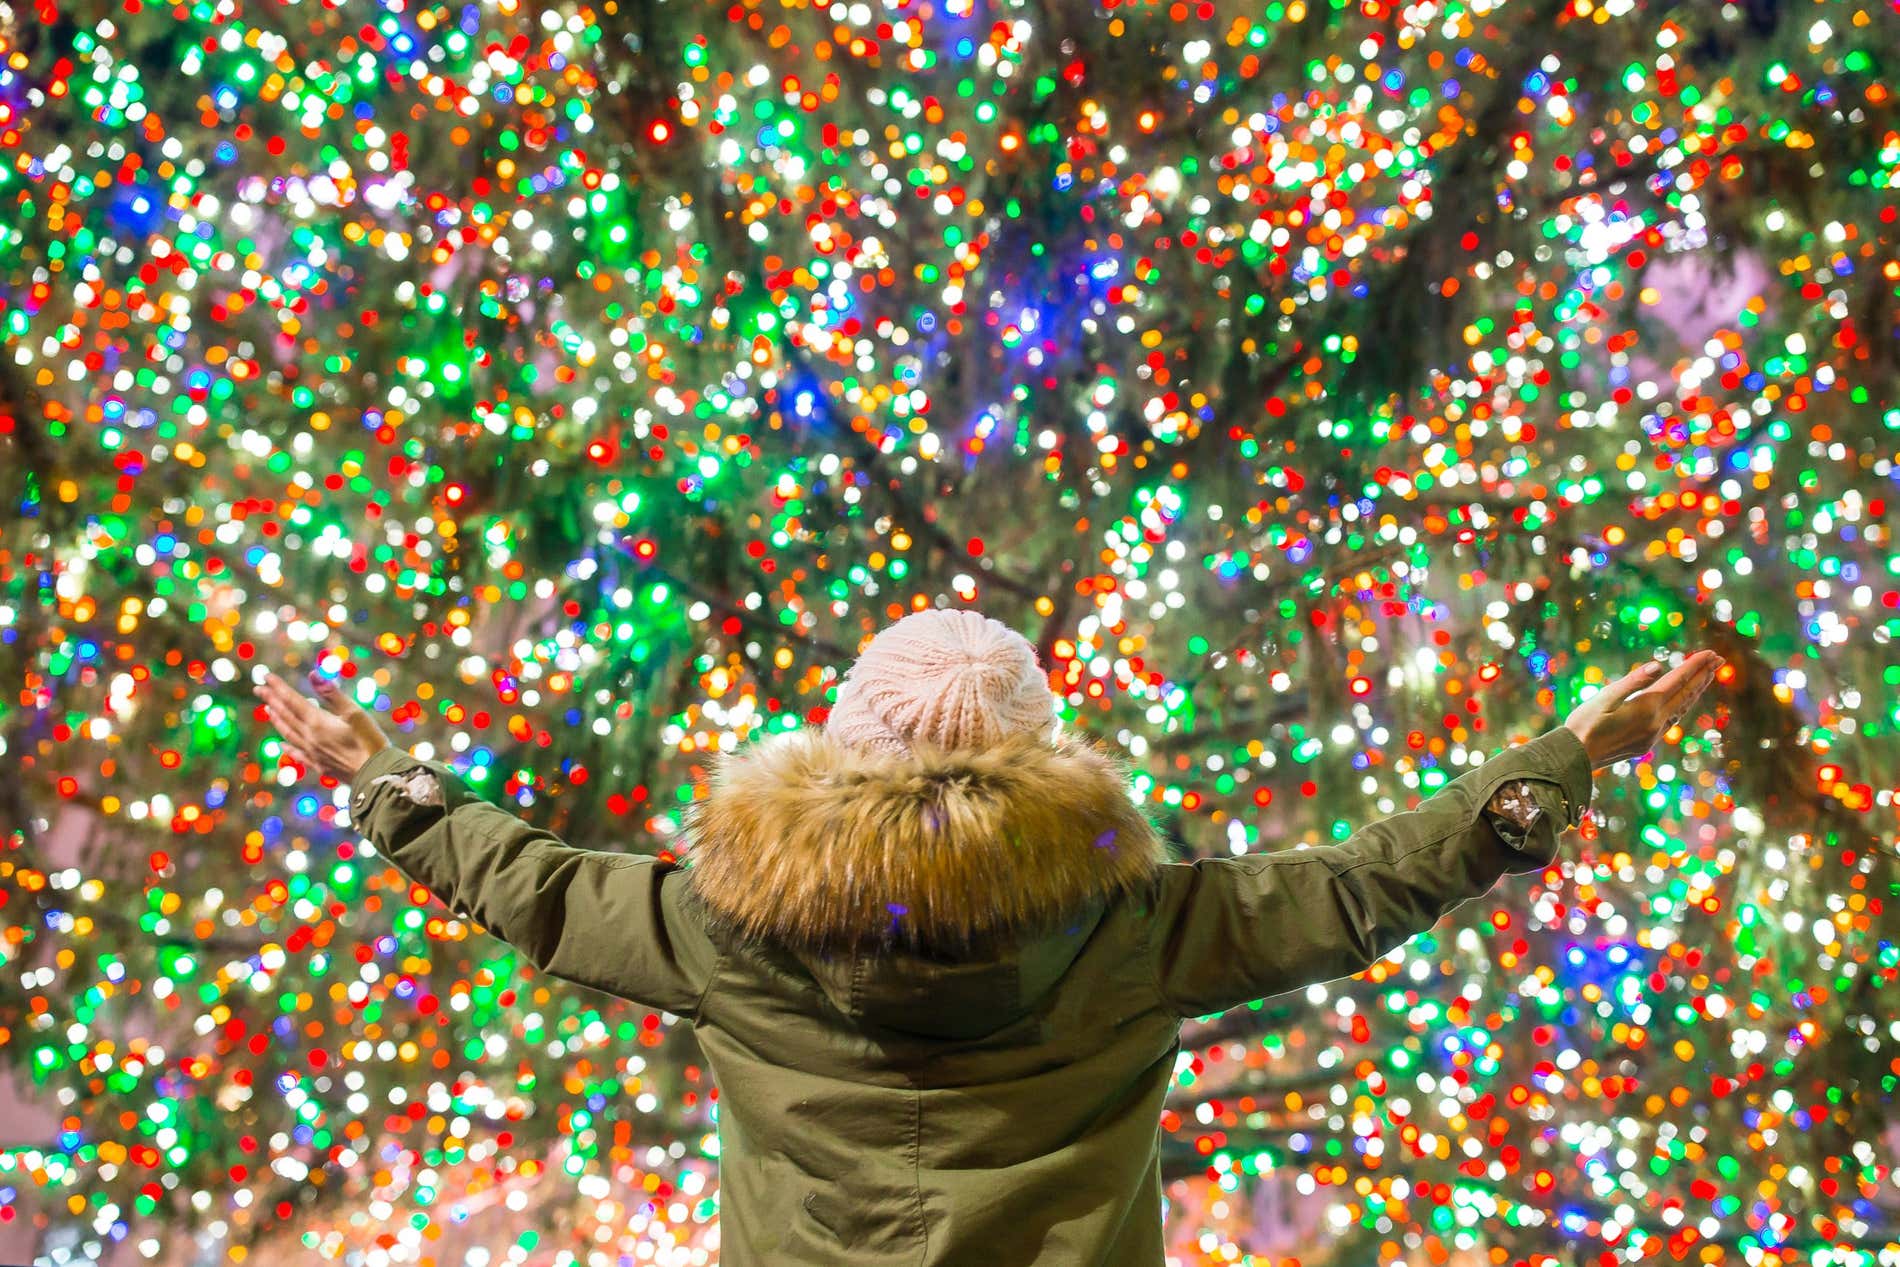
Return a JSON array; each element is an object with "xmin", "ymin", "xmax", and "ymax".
[{"xmin": 1, "ymin": 0, "xmax": 1896, "ymax": 1262}]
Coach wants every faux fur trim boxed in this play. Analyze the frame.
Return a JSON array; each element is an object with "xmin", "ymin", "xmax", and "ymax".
[{"xmin": 681, "ymin": 727, "xmax": 1168, "ymax": 955}]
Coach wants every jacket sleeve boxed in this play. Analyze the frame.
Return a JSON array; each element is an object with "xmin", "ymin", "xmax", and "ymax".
[
  {"xmin": 346, "ymin": 745, "xmax": 720, "ymax": 1019},
  {"xmin": 1146, "ymin": 724, "xmax": 1594, "ymax": 1019}
]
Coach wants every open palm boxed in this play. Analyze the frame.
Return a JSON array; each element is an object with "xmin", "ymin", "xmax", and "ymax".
[
  {"xmin": 1562, "ymin": 650, "xmax": 1724, "ymax": 769},
  {"xmin": 255, "ymin": 670, "xmax": 391, "ymax": 784}
]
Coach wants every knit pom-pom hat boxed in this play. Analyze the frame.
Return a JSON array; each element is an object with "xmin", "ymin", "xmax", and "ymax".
[{"xmin": 824, "ymin": 609, "xmax": 1059, "ymax": 756}]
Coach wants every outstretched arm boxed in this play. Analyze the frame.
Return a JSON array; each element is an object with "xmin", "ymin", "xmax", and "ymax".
[
  {"xmin": 1146, "ymin": 652, "xmax": 1723, "ymax": 1018},
  {"xmin": 256, "ymin": 670, "xmax": 718, "ymax": 1018}
]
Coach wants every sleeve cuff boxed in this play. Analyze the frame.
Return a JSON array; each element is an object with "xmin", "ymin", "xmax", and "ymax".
[
  {"xmin": 1472, "ymin": 725, "xmax": 1596, "ymax": 875},
  {"xmin": 1524, "ymin": 723, "xmax": 1596, "ymax": 828},
  {"xmin": 348, "ymin": 744, "xmax": 439, "ymax": 824}
]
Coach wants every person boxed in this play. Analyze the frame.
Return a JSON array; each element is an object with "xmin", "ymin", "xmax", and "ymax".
[{"xmin": 255, "ymin": 609, "xmax": 1722, "ymax": 1266}]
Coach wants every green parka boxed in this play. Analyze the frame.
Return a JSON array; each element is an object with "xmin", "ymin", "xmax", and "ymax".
[{"xmin": 347, "ymin": 721, "xmax": 1594, "ymax": 1266}]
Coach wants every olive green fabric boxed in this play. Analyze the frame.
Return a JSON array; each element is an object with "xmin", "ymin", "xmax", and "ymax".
[{"xmin": 347, "ymin": 723, "xmax": 1593, "ymax": 1266}]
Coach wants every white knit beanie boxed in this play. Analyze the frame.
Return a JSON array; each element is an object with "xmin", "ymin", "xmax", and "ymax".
[{"xmin": 825, "ymin": 609, "xmax": 1059, "ymax": 756}]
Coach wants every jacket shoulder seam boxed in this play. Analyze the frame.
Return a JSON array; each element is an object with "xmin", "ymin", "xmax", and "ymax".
[{"xmin": 575, "ymin": 848, "xmax": 652, "ymax": 872}]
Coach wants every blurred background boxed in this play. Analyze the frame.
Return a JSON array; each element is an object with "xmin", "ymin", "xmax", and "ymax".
[{"xmin": 1, "ymin": 0, "xmax": 1897, "ymax": 1263}]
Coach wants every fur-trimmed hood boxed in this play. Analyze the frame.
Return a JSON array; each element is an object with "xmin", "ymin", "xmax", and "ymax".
[{"xmin": 681, "ymin": 726, "xmax": 1168, "ymax": 958}]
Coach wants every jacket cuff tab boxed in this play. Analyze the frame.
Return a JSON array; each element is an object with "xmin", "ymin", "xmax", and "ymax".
[
  {"xmin": 349, "ymin": 744, "xmax": 420, "ymax": 819},
  {"xmin": 1493, "ymin": 777, "xmax": 1571, "ymax": 872}
]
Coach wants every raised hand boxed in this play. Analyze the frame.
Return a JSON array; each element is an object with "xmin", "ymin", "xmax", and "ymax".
[
  {"xmin": 1562, "ymin": 650, "xmax": 1724, "ymax": 770},
  {"xmin": 255, "ymin": 669, "xmax": 392, "ymax": 784}
]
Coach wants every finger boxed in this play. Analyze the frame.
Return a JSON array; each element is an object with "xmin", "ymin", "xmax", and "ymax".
[
  {"xmin": 255, "ymin": 672, "xmax": 298, "ymax": 716},
  {"xmin": 1663, "ymin": 658, "xmax": 1723, "ymax": 717},
  {"xmin": 1665, "ymin": 652, "xmax": 1723, "ymax": 701},
  {"xmin": 256, "ymin": 681, "xmax": 319, "ymax": 748},
  {"xmin": 1602, "ymin": 659, "xmax": 1669, "ymax": 702},
  {"xmin": 1635, "ymin": 650, "xmax": 1719, "ymax": 705},
  {"xmin": 1654, "ymin": 659, "xmax": 1723, "ymax": 728},
  {"xmin": 253, "ymin": 691, "xmax": 299, "ymax": 743},
  {"xmin": 260, "ymin": 673, "xmax": 324, "ymax": 729},
  {"xmin": 271, "ymin": 713, "xmax": 313, "ymax": 751},
  {"xmin": 252, "ymin": 678, "xmax": 291, "ymax": 724},
  {"xmin": 309, "ymin": 671, "xmax": 357, "ymax": 718}
]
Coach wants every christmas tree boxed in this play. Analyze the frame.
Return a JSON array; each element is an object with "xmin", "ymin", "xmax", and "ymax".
[{"xmin": 2, "ymin": 0, "xmax": 1897, "ymax": 1262}]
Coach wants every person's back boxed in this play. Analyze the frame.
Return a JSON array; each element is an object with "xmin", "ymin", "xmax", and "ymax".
[
  {"xmin": 261, "ymin": 608, "xmax": 1720, "ymax": 1265},
  {"xmin": 683, "ymin": 725, "xmax": 1184, "ymax": 1265}
]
